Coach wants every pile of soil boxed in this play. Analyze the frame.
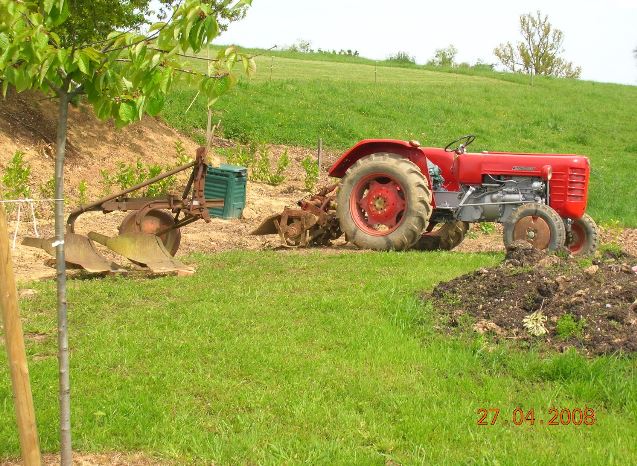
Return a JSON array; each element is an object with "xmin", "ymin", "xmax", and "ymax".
[{"xmin": 426, "ymin": 241, "xmax": 637, "ymax": 355}]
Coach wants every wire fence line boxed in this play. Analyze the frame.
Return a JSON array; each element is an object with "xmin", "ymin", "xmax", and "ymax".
[{"xmin": 0, "ymin": 198, "xmax": 61, "ymax": 249}]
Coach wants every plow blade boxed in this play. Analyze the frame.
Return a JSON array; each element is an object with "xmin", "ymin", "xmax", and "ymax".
[
  {"xmin": 22, "ymin": 234, "xmax": 124, "ymax": 273},
  {"xmin": 251, "ymin": 214, "xmax": 282, "ymax": 236},
  {"xmin": 88, "ymin": 232, "xmax": 194, "ymax": 274}
]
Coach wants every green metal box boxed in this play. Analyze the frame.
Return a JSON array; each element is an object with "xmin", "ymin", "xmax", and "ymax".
[{"xmin": 204, "ymin": 164, "xmax": 247, "ymax": 219}]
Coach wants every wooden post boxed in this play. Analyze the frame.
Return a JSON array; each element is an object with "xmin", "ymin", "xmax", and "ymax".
[
  {"xmin": 0, "ymin": 204, "xmax": 41, "ymax": 465},
  {"xmin": 270, "ymin": 56, "xmax": 274, "ymax": 81}
]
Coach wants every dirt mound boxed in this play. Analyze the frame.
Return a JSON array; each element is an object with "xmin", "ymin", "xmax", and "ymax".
[{"xmin": 426, "ymin": 246, "xmax": 637, "ymax": 355}]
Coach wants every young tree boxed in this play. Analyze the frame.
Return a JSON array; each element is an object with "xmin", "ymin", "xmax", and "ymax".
[
  {"xmin": 494, "ymin": 11, "xmax": 581, "ymax": 78},
  {"xmin": 0, "ymin": 0, "xmax": 254, "ymax": 464},
  {"xmin": 427, "ymin": 45, "xmax": 458, "ymax": 67}
]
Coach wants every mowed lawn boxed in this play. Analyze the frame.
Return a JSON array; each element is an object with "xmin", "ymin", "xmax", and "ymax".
[
  {"xmin": 2, "ymin": 251, "xmax": 637, "ymax": 464},
  {"xmin": 164, "ymin": 51, "xmax": 637, "ymax": 226}
]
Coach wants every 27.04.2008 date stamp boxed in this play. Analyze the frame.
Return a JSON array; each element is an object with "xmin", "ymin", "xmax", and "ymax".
[{"xmin": 477, "ymin": 407, "xmax": 596, "ymax": 426}]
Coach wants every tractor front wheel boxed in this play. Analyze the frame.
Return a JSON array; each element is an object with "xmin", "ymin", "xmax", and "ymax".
[
  {"xmin": 503, "ymin": 203, "xmax": 566, "ymax": 251},
  {"xmin": 565, "ymin": 214, "xmax": 599, "ymax": 256},
  {"xmin": 337, "ymin": 153, "xmax": 432, "ymax": 251}
]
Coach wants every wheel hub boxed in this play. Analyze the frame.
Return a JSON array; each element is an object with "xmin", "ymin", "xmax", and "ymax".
[
  {"xmin": 513, "ymin": 216, "xmax": 551, "ymax": 250},
  {"xmin": 358, "ymin": 180, "xmax": 406, "ymax": 228}
]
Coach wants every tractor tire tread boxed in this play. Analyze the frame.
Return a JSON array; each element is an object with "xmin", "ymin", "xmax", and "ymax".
[{"xmin": 337, "ymin": 153, "xmax": 432, "ymax": 251}]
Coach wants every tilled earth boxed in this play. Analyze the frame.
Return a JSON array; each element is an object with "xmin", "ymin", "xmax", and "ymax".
[{"xmin": 426, "ymin": 242, "xmax": 637, "ymax": 355}]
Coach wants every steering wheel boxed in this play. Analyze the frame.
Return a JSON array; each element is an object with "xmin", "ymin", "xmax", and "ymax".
[{"xmin": 444, "ymin": 135, "xmax": 476, "ymax": 154}]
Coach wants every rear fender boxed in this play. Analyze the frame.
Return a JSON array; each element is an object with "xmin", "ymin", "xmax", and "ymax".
[{"xmin": 329, "ymin": 139, "xmax": 437, "ymax": 190}]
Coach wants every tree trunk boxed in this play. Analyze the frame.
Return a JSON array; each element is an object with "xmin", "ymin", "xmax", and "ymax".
[{"xmin": 55, "ymin": 90, "xmax": 72, "ymax": 466}]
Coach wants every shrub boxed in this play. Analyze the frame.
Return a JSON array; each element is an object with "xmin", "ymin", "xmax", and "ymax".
[
  {"xmin": 301, "ymin": 156, "xmax": 319, "ymax": 192},
  {"xmin": 387, "ymin": 51, "xmax": 415, "ymax": 64},
  {"xmin": 77, "ymin": 180, "xmax": 89, "ymax": 206},
  {"xmin": 556, "ymin": 314, "xmax": 586, "ymax": 340},
  {"xmin": 1, "ymin": 150, "xmax": 31, "ymax": 201},
  {"xmin": 226, "ymin": 143, "xmax": 290, "ymax": 186}
]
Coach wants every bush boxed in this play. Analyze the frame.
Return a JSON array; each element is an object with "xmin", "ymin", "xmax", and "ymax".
[
  {"xmin": 301, "ymin": 156, "xmax": 319, "ymax": 192},
  {"xmin": 1, "ymin": 150, "xmax": 31, "ymax": 201},
  {"xmin": 556, "ymin": 314, "xmax": 586, "ymax": 340},
  {"xmin": 387, "ymin": 51, "xmax": 415, "ymax": 64},
  {"xmin": 226, "ymin": 143, "xmax": 290, "ymax": 186}
]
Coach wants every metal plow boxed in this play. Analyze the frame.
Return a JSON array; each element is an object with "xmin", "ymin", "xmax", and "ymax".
[
  {"xmin": 23, "ymin": 147, "xmax": 221, "ymax": 275},
  {"xmin": 252, "ymin": 184, "xmax": 342, "ymax": 248}
]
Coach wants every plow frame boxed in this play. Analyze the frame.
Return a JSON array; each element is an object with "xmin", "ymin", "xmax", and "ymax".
[{"xmin": 66, "ymin": 147, "xmax": 223, "ymax": 235}]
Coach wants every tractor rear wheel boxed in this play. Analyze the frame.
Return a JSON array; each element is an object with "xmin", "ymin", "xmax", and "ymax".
[
  {"xmin": 336, "ymin": 153, "xmax": 432, "ymax": 251},
  {"xmin": 565, "ymin": 214, "xmax": 599, "ymax": 256},
  {"xmin": 503, "ymin": 203, "xmax": 566, "ymax": 251}
]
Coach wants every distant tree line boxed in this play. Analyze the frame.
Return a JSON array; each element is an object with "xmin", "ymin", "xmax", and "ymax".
[
  {"xmin": 287, "ymin": 11, "xmax": 592, "ymax": 80},
  {"xmin": 286, "ymin": 40, "xmax": 359, "ymax": 57}
]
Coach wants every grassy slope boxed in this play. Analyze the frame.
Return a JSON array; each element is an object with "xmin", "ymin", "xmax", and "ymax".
[
  {"xmin": 2, "ymin": 252, "xmax": 637, "ymax": 464},
  {"xmin": 163, "ymin": 50, "xmax": 637, "ymax": 226}
]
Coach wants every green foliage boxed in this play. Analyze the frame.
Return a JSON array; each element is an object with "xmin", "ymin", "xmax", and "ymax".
[
  {"xmin": 39, "ymin": 177, "xmax": 56, "ymax": 200},
  {"xmin": 494, "ymin": 11, "xmax": 581, "ymax": 78},
  {"xmin": 0, "ymin": 0, "xmax": 255, "ymax": 126},
  {"xmin": 427, "ymin": 45, "xmax": 458, "ymax": 67},
  {"xmin": 301, "ymin": 155, "xmax": 319, "ymax": 192},
  {"xmin": 556, "ymin": 313, "xmax": 586, "ymax": 340},
  {"xmin": 225, "ymin": 143, "xmax": 289, "ymax": 185},
  {"xmin": 76, "ymin": 179, "xmax": 88, "ymax": 206},
  {"xmin": 173, "ymin": 139, "xmax": 191, "ymax": 165},
  {"xmin": 598, "ymin": 242, "xmax": 624, "ymax": 258},
  {"xmin": 100, "ymin": 159, "xmax": 179, "ymax": 196},
  {"xmin": 523, "ymin": 310, "xmax": 548, "ymax": 336},
  {"xmin": 387, "ymin": 51, "xmax": 415, "ymax": 64},
  {"xmin": 0, "ymin": 150, "xmax": 31, "ymax": 201},
  {"xmin": 479, "ymin": 222, "xmax": 496, "ymax": 234},
  {"xmin": 252, "ymin": 145, "xmax": 289, "ymax": 186}
]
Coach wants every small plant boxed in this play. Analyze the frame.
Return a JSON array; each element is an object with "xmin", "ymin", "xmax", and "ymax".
[
  {"xmin": 174, "ymin": 140, "xmax": 191, "ymax": 166},
  {"xmin": 479, "ymin": 222, "xmax": 496, "ymax": 234},
  {"xmin": 598, "ymin": 242, "xmax": 624, "ymax": 258},
  {"xmin": 228, "ymin": 143, "xmax": 290, "ymax": 186},
  {"xmin": 1, "ymin": 150, "xmax": 31, "ymax": 203},
  {"xmin": 601, "ymin": 219, "xmax": 623, "ymax": 244},
  {"xmin": 301, "ymin": 156, "xmax": 319, "ymax": 192},
  {"xmin": 523, "ymin": 310, "xmax": 548, "ymax": 337},
  {"xmin": 39, "ymin": 176, "xmax": 56, "ymax": 200},
  {"xmin": 100, "ymin": 159, "xmax": 178, "ymax": 197},
  {"xmin": 77, "ymin": 180, "xmax": 89, "ymax": 206},
  {"xmin": 556, "ymin": 314, "xmax": 586, "ymax": 340}
]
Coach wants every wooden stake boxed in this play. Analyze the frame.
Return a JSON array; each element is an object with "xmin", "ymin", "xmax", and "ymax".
[
  {"xmin": 0, "ymin": 204, "xmax": 41, "ymax": 466},
  {"xmin": 317, "ymin": 138, "xmax": 323, "ymax": 171}
]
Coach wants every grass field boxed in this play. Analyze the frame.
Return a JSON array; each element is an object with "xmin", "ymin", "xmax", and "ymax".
[
  {"xmin": 2, "ymin": 251, "xmax": 637, "ymax": 464},
  {"xmin": 162, "ymin": 49, "xmax": 637, "ymax": 226}
]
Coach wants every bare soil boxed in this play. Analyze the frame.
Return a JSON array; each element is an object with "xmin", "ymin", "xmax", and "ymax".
[
  {"xmin": 1, "ymin": 452, "xmax": 167, "ymax": 465},
  {"xmin": 425, "ymin": 242, "xmax": 637, "ymax": 355}
]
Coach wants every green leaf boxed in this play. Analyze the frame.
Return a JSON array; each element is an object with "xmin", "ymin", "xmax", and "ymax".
[
  {"xmin": 43, "ymin": 0, "xmax": 55, "ymax": 14},
  {"xmin": 146, "ymin": 95, "xmax": 165, "ymax": 116},
  {"xmin": 148, "ymin": 22, "xmax": 167, "ymax": 32},
  {"xmin": 75, "ymin": 51, "xmax": 90, "ymax": 74},
  {"xmin": 0, "ymin": 33, "xmax": 9, "ymax": 50},
  {"xmin": 118, "ymin": 101, "xmax": 136, "ymax": 123},
  {"xmin": 47, "ymin": 31, "xmax": 60, "ymax": 46}
]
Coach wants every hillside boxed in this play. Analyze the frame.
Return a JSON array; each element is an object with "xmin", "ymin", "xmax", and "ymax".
[{"xmin": 163, "ymin": 49, "xmax": 637, "ymax": 226}]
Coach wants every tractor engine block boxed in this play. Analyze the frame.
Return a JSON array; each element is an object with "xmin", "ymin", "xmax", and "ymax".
[{"xmin": 453, "ymin": 176, "xmax": 546, "ymax": 223}]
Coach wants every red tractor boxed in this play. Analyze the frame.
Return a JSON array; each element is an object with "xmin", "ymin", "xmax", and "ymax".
[{"xmin": 328, "ymin": 135, "xmax": 598, "ymax": 255}]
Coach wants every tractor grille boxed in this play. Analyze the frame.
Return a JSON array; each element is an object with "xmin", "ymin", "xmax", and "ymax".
[{"xmin": 567, "ymin": 167, "xmax": 587, "ymax": 202}]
